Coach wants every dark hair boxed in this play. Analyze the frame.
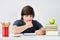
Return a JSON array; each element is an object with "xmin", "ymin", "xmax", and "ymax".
[{"xmin": 21, "ymin": 5, "xmax": 35, "ymax": 19}]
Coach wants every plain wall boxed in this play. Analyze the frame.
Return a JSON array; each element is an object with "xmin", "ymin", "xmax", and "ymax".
[{"xmin": 0, "ymin": 0, "xmax": 60, "ymax": 34}]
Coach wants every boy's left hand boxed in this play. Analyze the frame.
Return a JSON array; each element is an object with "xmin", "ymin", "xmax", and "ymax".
[{"xmin": 35, "ymin": 28, "xmax": 46, "ymax": 35}]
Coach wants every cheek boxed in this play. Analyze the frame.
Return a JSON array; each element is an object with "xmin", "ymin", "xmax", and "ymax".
[
  {"xmin": 29, "ymin": 18, "xmax": 33, "ymax": 20},
  {"xmin": 28, "ymin": 18, "xmax": 33, "ymax": 21},
  {"xmin": 23, "ymin": 16, "xmax": 28, "ymax": 20},
  {"xmin": 23, "ymin": 17, "xmax": 27, "ymax": 20}
]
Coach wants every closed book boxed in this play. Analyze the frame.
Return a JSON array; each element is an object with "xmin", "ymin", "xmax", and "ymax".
[
  {"xmin": 46, "ymin": 28, "xmax": 57, "ymax": 31},
  {"xmin": 45, "ymin": 24, "xmax": 57, "ymax": 29},
  {"xmin": 46, "ymin": 24, "xmax": 57, "ymax": 26},
  {"xmin": 45, "ymin": 26, "xmax": 57, "ymax": 28},
  {"xmin": 46, "ymin": 31, "xmax": 58, "ymax": 35}
]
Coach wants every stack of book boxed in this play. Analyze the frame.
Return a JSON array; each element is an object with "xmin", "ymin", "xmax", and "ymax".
[{"xmin": 45, "ymin": 24, "xmax": 58, "ymax": 35}]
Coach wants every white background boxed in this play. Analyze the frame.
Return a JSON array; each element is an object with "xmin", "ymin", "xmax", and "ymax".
[{"xmin": 0, "ymin": 0, "xmax": 60, "ymax": 35}]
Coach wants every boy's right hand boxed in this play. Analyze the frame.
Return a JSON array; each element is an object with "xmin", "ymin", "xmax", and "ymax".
[{"xmin": 25, "ymin": 21, "xmax": 33, "ymax": 28}]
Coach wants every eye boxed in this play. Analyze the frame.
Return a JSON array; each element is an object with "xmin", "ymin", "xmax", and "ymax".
[
  {"xmin": 25, "ymin": 15, "xmax": 28, "ymax": 17},
  {"xmin": 30, "ymin": 15, "xmax": 33, "ymax": 17}
]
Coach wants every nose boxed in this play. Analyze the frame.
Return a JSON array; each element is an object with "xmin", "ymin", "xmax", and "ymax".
[
  {"xmin": 27, "ymin": 16, "xmax": 32, "ymax": 20},
  {"xmin": 27, "ymin": 16, "xmax": 31, "ymax": 18}
]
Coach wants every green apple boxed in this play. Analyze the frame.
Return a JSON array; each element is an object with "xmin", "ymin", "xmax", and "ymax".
[{"xmin": 49, "ymin": 18, "xmax": 55, "ymax": 24}]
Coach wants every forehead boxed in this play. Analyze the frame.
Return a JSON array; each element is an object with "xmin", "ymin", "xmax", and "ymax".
[{"xmin": 24, "ymin": 15, "xmax": 33, "ymax": 16}]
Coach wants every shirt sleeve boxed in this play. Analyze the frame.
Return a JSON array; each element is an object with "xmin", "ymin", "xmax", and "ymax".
[
  {"xmin": 34, "ymin": 20, "xmax": 43, "ymax": 30},
  {"xmin": 13, "ymin": 20, "xmax": 23, "ymax": 26}
]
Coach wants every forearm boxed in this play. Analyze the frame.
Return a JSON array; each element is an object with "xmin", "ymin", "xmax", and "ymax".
[{"xmin": 12, "ymin": 25, "xmax": 29, "ymax": 34}]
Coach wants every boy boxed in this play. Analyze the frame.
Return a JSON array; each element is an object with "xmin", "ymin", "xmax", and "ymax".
[{"xmin": 12, "ymin": 5, "xmax": 45, "ymax": 35}]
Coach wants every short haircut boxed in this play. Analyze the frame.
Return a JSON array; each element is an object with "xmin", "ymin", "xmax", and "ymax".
[{"xmin": 21, "ymin": 5, "xmax": 35, "ymax": 19}]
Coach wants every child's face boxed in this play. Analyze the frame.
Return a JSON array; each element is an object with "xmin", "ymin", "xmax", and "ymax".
[{"xmin": 23, "ymin": 15, "xmax": 33, "ymax": 22}]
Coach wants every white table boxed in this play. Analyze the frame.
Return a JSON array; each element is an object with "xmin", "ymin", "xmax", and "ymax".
[{"xmin": 0, "ymin": 34, "xmax": 60, "ymax": 40}]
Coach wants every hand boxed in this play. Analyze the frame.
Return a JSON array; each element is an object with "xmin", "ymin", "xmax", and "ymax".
[
  {"xmin": 35, "ymin": 28, "xmax": 46, "ymax": 35},
  {"xmin": 25, "ymin": 21, "xmax": 33, "ymax": 28}
]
